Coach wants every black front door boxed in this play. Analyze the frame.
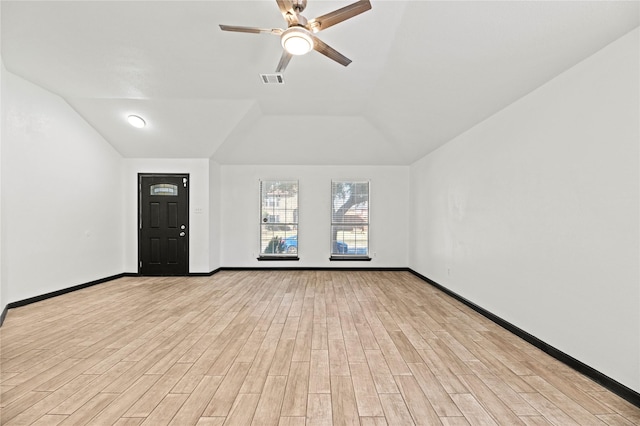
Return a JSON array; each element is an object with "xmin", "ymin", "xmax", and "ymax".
[{"xmin": 139, "ymin": 174, "xmax": 189, "ymax": 275}]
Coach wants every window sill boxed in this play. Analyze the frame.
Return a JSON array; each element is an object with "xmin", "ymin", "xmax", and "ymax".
[
  {"xmin": 329, "ymin": 256, "xmax": 372, "ymax": 262},
  {"xmin": 257, "ymin": 256, "xmax": 300, "ymax": 261}
]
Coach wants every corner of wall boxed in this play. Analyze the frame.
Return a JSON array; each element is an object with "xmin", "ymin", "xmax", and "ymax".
[
  {"xmin": 209, "ymin": 158, "xmax": 222, "ymax": 272},
  {"xmin": 0, "ymin": 57, "xmax": 5, "ymax": 315}
]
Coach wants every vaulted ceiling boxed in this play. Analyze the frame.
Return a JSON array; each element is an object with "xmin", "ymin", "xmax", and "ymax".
[{"xmin": 2, "ymin": 1, "xmax": 638, "ymax": 165}]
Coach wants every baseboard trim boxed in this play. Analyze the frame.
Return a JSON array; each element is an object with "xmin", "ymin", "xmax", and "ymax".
[
  {"xmin": 218, "ymin": 267, "xmax": 407, "ymax": 272},
  {"xmin": 188, "ymin": 268, "xmax": 223, "ymax": 277},
  {"xmin": 5, "ymin": 273, "xmax": 130, "ymax": 313},
  {"xmin": 0, "ymin": 304, "xmax": 8, "ymax": 327},
  {"xmin": 407, "ymin": 268, "xmax": 640, "ymax": 408}
]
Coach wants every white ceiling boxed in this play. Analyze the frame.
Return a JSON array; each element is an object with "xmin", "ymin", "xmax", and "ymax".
[{"xmin": 2, "ymin": 1, "xmax": 638, "ymax": 165}]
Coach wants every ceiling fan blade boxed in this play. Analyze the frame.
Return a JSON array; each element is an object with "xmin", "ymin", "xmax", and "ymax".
[
  {"xmin": 276, "ymin": 0, "xmax": 302, "ymax": 26},
  {"xmin": 219, "ymin": 24, "xmax": 283, "ymax": 35},
  {"xmin": 276, "ymin": 50, "xmax": 293, "ymax": 73},
  {"xmin": 311, "ymin": 36, "xmax": 352, "ymax": 67},
  {"xmin": 307, "ymin": 0, "xmax": 371, "ymax": 33}
]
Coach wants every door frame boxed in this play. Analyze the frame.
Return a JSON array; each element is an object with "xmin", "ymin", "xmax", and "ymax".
[{"xmin": 138, "ymin": 173, "xmax": 190, "ymax": 275}]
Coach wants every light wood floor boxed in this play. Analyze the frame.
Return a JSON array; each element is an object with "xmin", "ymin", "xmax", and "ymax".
[{"xmin": 1, "ymin": 271, "xmax": 638, "ymax": 425}]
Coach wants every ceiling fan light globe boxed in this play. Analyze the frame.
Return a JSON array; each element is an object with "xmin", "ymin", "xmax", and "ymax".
[{"xmin": 281, "ymin": 28, "xmax": 313, "ymax": 55}]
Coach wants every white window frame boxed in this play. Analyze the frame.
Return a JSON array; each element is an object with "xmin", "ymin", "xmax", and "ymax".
[
  {"xmin": 259, "ymin": 180, "xmax": 299, "ymax": 259},
  {"xmin": 330, "ymin": 180, "xmax": 370, "ymax": 260}
]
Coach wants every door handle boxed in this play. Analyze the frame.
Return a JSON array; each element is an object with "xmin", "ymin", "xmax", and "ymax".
[{"xmin": 180, "ymin": 232, "xmax": 186, "ymax": 237}]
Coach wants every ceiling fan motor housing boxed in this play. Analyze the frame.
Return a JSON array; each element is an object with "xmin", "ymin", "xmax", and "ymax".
[{"xmin": 292, "ymin": 0, "xmax": 307, "ymax": 13}]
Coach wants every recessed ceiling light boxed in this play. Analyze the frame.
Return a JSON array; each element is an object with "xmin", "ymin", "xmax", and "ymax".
[{"xmin": 127, "ymin": 115, "xmax": 146, "ymax": 128}]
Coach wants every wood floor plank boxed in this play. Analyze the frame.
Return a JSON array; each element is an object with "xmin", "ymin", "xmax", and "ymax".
[
  {"xmin": 113, "ymin": 418, "xmax": 145, "ymax": 426},
  {"xmin": 359, "ymin": 417, "xmax": 388, "ymax": 426},
  {"xmin": 328, "ymin": 339, "xmax": 350, "ymax": 376},
  {"xmin": 331, "ymin": 375, "xmax": 360, "ymax": 426},
  {"xmin": 364, "ymin": 350, "xmax": 399, "ymax": 394},
  {"xmin": 169, "ymin": 375, "xmax": 223, "ymax": 426},
  {"xmin": 202, "ymin": 362, "xmax": 251, "ymax": 417},
  {"xmin": 344, "ymin": 333, "xmax": 367, "ymax": 364},
  {"xmin": 350, "ymin": 362, "xmax": 384, "ymax": 417},
  {"xmin": 378, "ymin": 393, "xmax": 415, "ymax": 425},
  {"xmin": 31, "ymin": 414, "xmax": 68, "ymax": 425},
  {"xmin": 140, "ymin": 393, "xmax": 189, "ymax": 426},
  {"xmin": 223, "ymin": 393, "xmax": 260, "ymax": 426},
  {"xmin": 596, "ymin": 413, "xmax": 636, "ymax": 426},
  {"xmin": 278, "ymin": 417, "xmax": 306, "ymax": 426},
  {"xmin": 457, "ymin": 374, "xmax": 525, "ymax": 425},
  {"xmin": 308, "ymin": 349, "xmax": 331, "ymax": 394},
  {"xmin": 407, "ymin": 362, "xmax": 461, "ymax": 417},
  {"xmin": 281, "ymin": 361, "xmax": 310, "ymax": 417},
  {"xmin": 252, "ymin": 375, "xmax": 287, "ymax": 426},
  {"xmin": 240, "ymin": 339, "xmax": 279, "ymax": 394},
  {"xmin": 269, "ymin": 339, "xmax": 296, "ymax": 377},
  {"xmin": 57, "ymin": 393, "xmax": 119, "ymax": 425},
  {"xmin": 281, "ymin": 316, "xmax": 300, "ymax": 341},
  {"xmin": 292, "ymin": 331, "xmax": 312, "ymax": 362},
  {"xmin": 123, "ymin": 363, "xmax": 191, "ymax": 418},
  {"xmin": 590, "ymin": 392, "xmax": 640, "ymax": 424},
  {"xmin": 520, "ymin": 392, "xmax": 581, "ymax": 426},
  {"xmin": 206, "ymin": 338, "xmax": 247, "ymax": 376},
  {"xmin": 376, "ymin": 336, "xmax": 412, "ymax": 376},
  {"xmin": 311, "ymin": 321, "xmax": 328, "ymax": 351},
  {"xmin": 195, "ymin": 417, "xmax": 225, "ymax": 425},
  {"xmin": 306, "ymin": 393, "xmax": 332, "ymax": 426},
  {"xmin": 450, "ymin": 393, "xmax": 499, "ymax": 426},
  {"xmin": 394, "ymin": 375, "xmax": 441, "ymax": 425},
  {"xmin": 353, "ymin": 320, "xmax": 379, "ymax": 351},
  {"xmin": 326, "ymin": 316, "xmax": 343, "ymax": 341},
  {"xmin": 170, "ymin": 374, "xmax": 205, "ymax": 395},
  {"xmin": 474, "ymin": 372, "xmax": 539, "ymax": 416}
]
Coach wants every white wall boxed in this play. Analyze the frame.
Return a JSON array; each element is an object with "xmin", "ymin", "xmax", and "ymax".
[
  {"xmin": 220, "ymin": 165, "xmax": 409, "ymax": 268},
  {"xmin": 209, "ymin": 158, "xmax": 222, "ymax": 271},
  {"xmin": 410, "ymin": 28, "xmax": 639, "ymax": 391},
  {"xmin": 1, "ymin": 67, "xmax": 124, "ymax": 304},
  {"xmin": 0, "ymin": 59, "xmax": 5, "ymax": 314},
  {"xmin": 123, "ymin": 159, "xmax": 211, "ymax": 273}
]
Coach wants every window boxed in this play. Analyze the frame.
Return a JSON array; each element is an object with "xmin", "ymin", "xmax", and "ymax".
[
  {"xmin": 331, "ymin": 181, "xmax": 369, "ymax": 259},
  {"xmin": 260, "ymin": 180, "xmax": 299, "ymax": 258},
  {"xmin": 150, "ymin": 183, "xmax": 178, "ymax": 196}
]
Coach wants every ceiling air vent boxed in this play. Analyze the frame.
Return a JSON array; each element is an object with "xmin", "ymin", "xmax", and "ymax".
[{"xmin": 260, "ymin": 73, "xmax": 284, "ymax": 84}]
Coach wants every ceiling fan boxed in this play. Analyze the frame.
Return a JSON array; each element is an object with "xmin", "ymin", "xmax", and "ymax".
[{"xmin": 219, "ymin": 0, "xmax": 372, "ymax": 73}]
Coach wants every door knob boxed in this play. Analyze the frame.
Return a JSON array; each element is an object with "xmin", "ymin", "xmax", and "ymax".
[
  {"xmin": 180, "ymin": 232, "xmax": 186, "ymax": 237},
  {"xmin": 181, "ymin": 225, "xmax": 186, "ymax": 230}
]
